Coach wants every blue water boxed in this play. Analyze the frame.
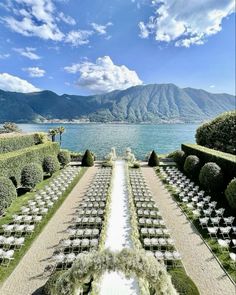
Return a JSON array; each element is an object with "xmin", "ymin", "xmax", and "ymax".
[{"xmin": 18, "ymin": 123, "xmax": 199, "ymax": 159}]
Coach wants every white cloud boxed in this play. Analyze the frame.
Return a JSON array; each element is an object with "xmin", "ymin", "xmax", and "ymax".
[
  {"xmin": 0, "ymin": 53, "xmax": 10, "ymax": 59},
  {"xmin": 58, "ymin": 12, "xmax": 76, "ymax": 25},
  {"xmin": 90, "ymin": 22, "xmax": 112, "ymax": 35},
  {"xmin": 23, "ymin": 67, "xmax": 45, "ymax": 78},
  {"xmin": 210, "ymin": 85, "xmax": 215, "ymax": 88},
  {"xmin": 139, "ymin": 0, "xmax": 235, "ymax": 47},
  {"xmin": 13, "ymin": 47, "xmax": 41, "ymax": 60},
  {"xmin": 65, "ymin": 30, "xmax": 93, "ymax": 47},
  {"xmin": 0, "ymin": 73, "xmax": 40, "ymax": 92},
  {"xmin": 2, "ymin": 0, "xmax": 64, "ymax": 41},
  {"xmin": 64, "ymin": 56, "xmax": 143, "ymax": 93},
  {"xmin": 139, "ymin": 21, "xmax": 149, "ymax": 38}
]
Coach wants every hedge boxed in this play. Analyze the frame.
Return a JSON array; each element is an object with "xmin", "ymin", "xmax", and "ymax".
[
  {"xmin": 0, "ymin": 142, "xmax": 59, "ymax": 186},
  {"xmin": 0, "ymin": 133, "xmax": 47, "ymax": 153},
  {"xmin": 182, "ymin": 144, "xmax": 236, "ymax": 184},
  {"xmin": 169, "ymin": 269, "xmax": 200, "ymax": 295},
  {"xmin": 196, "ymin": 111, "xmax": 236, "ymax": 155}
]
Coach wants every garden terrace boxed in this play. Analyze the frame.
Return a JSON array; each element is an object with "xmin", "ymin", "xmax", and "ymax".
[
  {"xmin": 0, "ymin": 132, "xmax": 46, "ymax": 153},
  {"xmin": 0, "ymin": 166, "xmax": 81, "ymax": 269},
  {"xmin": 0, "ymin": 142, "xmax": 59, "ymax": 185},
  {"xmin": 159, "ymin": 165, "xmax": 236, "ymax": 282},
  {"xmin": 181, "ymin": 144, "xmax": 236, "ymax": 183},
  {"xmin": 49, "ymin": 167, "xmax": 112, "ymax": 272},
  {"xmin": 0, "ymin": 165, "xmax": 84, "ymax": 285}
]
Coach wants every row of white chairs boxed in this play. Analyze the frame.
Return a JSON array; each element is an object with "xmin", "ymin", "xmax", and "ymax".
[
  {"xmin": 51, "ymin": 167, "xmax": 112, "ymax": 271},
  {"xmin": 129, "ymin": 169, "xmax": 182, "ymax": 268}
]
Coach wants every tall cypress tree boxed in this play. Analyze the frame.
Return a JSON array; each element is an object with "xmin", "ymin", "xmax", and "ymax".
[
  {"xmin": 148, "ymin": 150, "xmax": 159, "ymax": 167},
  {"xmin": 82, "ymin": 149, "xmax": 94, "ymax": 167}
]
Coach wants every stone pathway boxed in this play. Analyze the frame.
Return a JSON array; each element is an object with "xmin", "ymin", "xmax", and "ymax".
[
  {"xmin": 100, "ymin": 160, "xmax": 140, "ymax": 295},
  {"xmin": 141, "ymin": 165, "xmax": 236, "ymax": 295},
  {"xmin": 0, "ymin": 166, "xmax": 98, "ymax": 295}
]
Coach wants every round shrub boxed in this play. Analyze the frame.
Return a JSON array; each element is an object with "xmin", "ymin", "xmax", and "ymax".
[
  {"xmin": 43, "ymin": 156, "xmax": 60, "ymax": 176},
  {"xmin": 58, "ymin": 150, "xmax": 71, "ymax": 167},
  {"xmin": 199, "ymin": 162, "xmax": 224, "ymax": 192},
  {"xmin": 184, "ymin": 155, "xmax": 200, "ymax": 179},
  {"xmin": 225, "ymin": 178, "xmax": 236, "ymax": 209},
  {"xmin": 82, "ymin": 150, "xmax": 94, "ymax": 167},
  {"xmin": 133, "ymin": 162, "xmax": 141, "ymax": 168},
  {"xmin": 148, "ymin": 150, "xmax": 159, "ymax": 167},
  {"xmin": 102, "ymin": 161, "xmax": 113, "ymax": 168},
  {"xmin": 196, "ymin": 111, "xmax": 236, "ymax": 155},
  {"xmin": 0, "ymin": 177, "xmax": 17, "ymax": 210},
  {"xmin": 21, "ymin": 163, "xmax": 43, "ymax": 189},
  {"xmin": 169, "ymin": 269, "xmax": 199, "ymax": 295},
  {"xmin": 172, "ymin": 150, "xmax": 186, "ymax": 169}
]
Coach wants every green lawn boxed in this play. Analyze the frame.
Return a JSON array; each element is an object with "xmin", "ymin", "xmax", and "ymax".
[{"xmin": 0, "ymin": 167, "xmax": 86, "ymax": 283}]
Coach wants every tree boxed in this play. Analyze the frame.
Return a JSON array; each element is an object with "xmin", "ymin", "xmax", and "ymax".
[
  {"xmin": 82, "ymin": 150, "xmax": 94, "ymax": 167},
  {"xmin": 0, "ymin": 177, "xmax": 17, "ymax": 211},
  {"xmin": 199, "ymin": 162, "xmax": 224, "ymax": 192},
  {"xmin": 225, "ymin": 178, "xmax": 236, "ymax": 209},
  {"xmin": 3, "ymin": 122, "xmax": 21, "ymax": 133},
  {"xmin": 57, "ymin": 126, "xmax": 65, "ymax": 146},
  {"xmin": 21, "ymin": 163, "xmax": 43, "ymax": 190},
  {"xmin": 184, "ymin": 155, "xmax": 201, "ymax": 179},
  {"xmin": 196, "ymin": 111, "xmax": 236, "ymax": 155},
  {"xmin": 58, "ymin": 150, "xmax": 71, "ymax": 167},
  {"xmin": 48, "ymin": 128, "xmax": 58, "ymax": 142},
  {"xmin": 43, "ymin": 156, "xmax": 60, "ymax": 176},
  {"xmin": 148, "ymin": 150, "xmax": 159, "ymax": 167}
]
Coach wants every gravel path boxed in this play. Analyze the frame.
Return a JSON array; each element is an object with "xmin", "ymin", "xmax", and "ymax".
[
  {"xmin": 0, "ymin": 166, "xmax": 98, "ymax": 295},
  {"xmin": 141, "ymin": 165, "xmax": 236, "ymax": 295},
  {"xmin": 100, "ymin": 160, "xmax": 140, "ymax": 295}
]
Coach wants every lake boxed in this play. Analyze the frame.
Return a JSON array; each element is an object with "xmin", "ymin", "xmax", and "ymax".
[{"xmin": 18, "ymin": 123, "xmax": 200, "ymax": 159}]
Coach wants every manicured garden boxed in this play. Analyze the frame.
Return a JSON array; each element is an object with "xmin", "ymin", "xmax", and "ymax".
[{"xmin": 152, "ymin": 113, "xmax": 236, "ymax": 283}]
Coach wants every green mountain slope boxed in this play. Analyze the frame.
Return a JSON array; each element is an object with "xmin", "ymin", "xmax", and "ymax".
[{"xmin": 0, "ymin": 84, "xmax": 235, "ymax": 123}]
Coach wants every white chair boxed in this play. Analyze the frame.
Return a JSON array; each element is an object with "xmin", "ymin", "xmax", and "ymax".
[
  {"xmin": 199, "ymin": 217, "xmax": 209, "ymax": 228},
  {"xmin": 1, "ymin": 250, "xmax": 14, "ymax": 266},
  {"xmin": 217, "ymin": 239, "xmax": 230, "ymax": 252},
  {"xmin": 219, "ymin": 227, "xmax": 231, "ymax": 239},
  {"xmin": 207, "ymin": 227, "xmax": 218, "ymax": 238}
]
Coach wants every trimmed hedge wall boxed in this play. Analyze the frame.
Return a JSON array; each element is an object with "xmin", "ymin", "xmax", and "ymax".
[
  {"xmin": 182, "ymin": 144, "xmax": 236, "ymax": 184},
  {"xmin": 0, "ymin": 142, "xmax": 59, "ymax": 186},
  {"xmin": 0, "ymin": 133, "xmax": 47, "ymax": 153}
]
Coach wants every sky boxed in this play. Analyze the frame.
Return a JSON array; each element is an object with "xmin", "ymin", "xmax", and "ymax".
[{"xmin": 0, "ymin": 0, "xmax": 235, "ymax": 96}]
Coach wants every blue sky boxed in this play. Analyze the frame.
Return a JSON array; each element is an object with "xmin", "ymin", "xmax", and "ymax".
[{"xmin": 0, "ymin": 0, "xmax": 235, "ymax": 95}]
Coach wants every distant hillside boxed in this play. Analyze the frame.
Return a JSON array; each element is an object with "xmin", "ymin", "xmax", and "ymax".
[{"xmin": 0, "ymin": 84, "xmax": 235, "ymax": 123}]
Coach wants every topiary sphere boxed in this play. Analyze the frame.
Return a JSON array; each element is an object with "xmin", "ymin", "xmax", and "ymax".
[
  {"xmin": 148, "ymin": 150, "xmax": 159, "ymax": 167},
  {"xmin": 43, "ymin": 156, "xmax": 60, "ymax": 176},
  {"xmin": 82, "ymin": 150, "xmax": 94, "ymax": 167},
  {"xmin": 199, "ymin": 162, "xmax": 224, "ymax": 192},
  {"xmin": 172, "ymin": 150, "xmax": 186, "ymax": 169},
  {"xmin": 21, "ymin": 163, "xmax": 43, "ymax": 189},
  {"xmin": 0, "ymin": 177, "xmax": 17, "ymax": 210},
  {"xmin": 184, "ymin": 155, "xmax": 200, "ymax": 179},
  {"xmin": 225, "ymin": 178, "xmax": 236, "ymax": 209},
  {"xmin": 58, "ymin": 150, "xmax": 71, "ymax": 167}
]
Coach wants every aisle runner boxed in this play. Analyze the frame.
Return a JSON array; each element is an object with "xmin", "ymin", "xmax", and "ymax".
[{"xmin": 99, "ymin": 160, "xmax": 139, "ymax": 295}]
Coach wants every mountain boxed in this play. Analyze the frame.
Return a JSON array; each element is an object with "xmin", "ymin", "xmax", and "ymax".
[{"xmin": 0, "ymin": 84, "xmax": 235, "ymax": 123}]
